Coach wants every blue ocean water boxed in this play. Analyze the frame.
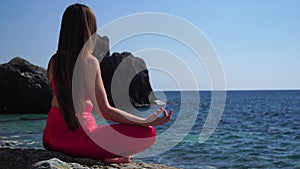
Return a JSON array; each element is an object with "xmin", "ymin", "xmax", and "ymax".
[{"xmin": 1, "ymin": 90, "xmax": 300, "ymax": 168}]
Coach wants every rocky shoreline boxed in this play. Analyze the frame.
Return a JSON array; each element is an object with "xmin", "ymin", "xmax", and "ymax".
[
  {"xmin": 0, "ymin": 147, "xmax": 179, "ymax": 169},
  {"xmin": 0, "ymin": 35, "xmax": 157, "ymax": 114}
]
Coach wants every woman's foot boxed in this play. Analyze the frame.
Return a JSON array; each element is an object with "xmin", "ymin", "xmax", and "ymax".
[{"xmin": 104, "ymin": 156, "xmax": 132, "ymax": 164}]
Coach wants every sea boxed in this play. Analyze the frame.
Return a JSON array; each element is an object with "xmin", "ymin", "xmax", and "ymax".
[{"xmin": 1, "ymin": 90, "xmax": 300, "ymax": 169}]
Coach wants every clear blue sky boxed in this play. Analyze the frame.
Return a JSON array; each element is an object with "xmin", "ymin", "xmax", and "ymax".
[{"xmin": 0, "ymin": 0, "xmax": 299, "ymax": 90}]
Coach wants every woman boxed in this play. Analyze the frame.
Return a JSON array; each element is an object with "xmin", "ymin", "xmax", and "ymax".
[{"xmin": 43, "ymin": 3, "xmax": 172, "ymax": 163}]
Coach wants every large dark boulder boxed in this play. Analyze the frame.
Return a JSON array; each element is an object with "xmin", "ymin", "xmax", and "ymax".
[
  {"xmin": 99, "ymin": 52, "xmax": 156, "ymax": 107},
  {"xmin": 0, "ymin": 57, "xmax": 52, "ymax": 113},
  {"xmin": 94, "ymin": 35, "xmax": 156, "ymax": 108}
]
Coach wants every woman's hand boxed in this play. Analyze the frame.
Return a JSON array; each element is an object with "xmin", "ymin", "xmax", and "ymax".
[{"xmin": 144, "ymin": 107, "xmax": 173, "ymax": 126}]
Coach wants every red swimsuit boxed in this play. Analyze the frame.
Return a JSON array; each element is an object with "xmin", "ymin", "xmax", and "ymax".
[{"xmin": 43, "ymin": 80, "xmax": 156, "ymax": 160}]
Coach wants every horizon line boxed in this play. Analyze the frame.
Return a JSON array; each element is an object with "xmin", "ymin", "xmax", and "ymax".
[{"xmin": 152, "ymin": 88, "xmax": 300, "ymax": 92}]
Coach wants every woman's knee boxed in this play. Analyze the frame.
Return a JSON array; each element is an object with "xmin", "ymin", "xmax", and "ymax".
[{"xmin": 146, "ymin": 126, "xmax": 156, "ymax": 137}]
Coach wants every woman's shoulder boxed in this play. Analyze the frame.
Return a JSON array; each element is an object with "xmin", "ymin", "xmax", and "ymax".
[
  {"xmin": 85, "ymin": 54, "xmax": 99, "ymax": 65},
  {"xmin": 84, "ymin": 54, "xmax": 101, "ymax": 72}
]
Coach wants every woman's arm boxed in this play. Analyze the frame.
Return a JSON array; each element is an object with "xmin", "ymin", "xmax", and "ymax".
[
  {"xmin": 85, "ymin": 56, "xmax": 172, "ymax": 126},
  {"xmin": 47, "ymin": 56, "xmax": 54, "ymax": 82},
  {"xmin": 47, "ymin": 56, "xmax": 60, "ymax": 107}
]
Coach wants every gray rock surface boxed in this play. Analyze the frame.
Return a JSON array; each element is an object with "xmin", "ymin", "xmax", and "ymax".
[
  {"xmin": 31, "ymin": 158, "xmax": 90, "ymax": 169},
  {"xmin": 0, "ymin": 148, "xmax": 179, "ymax": 169}
]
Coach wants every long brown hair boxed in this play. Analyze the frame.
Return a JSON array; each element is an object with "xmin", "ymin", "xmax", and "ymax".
[{"xmin": 48, "ymin": 4, "xmax": 97, "ymax": 130}]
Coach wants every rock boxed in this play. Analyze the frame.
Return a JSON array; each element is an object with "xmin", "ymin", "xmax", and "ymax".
[
  {"xmin": 0, "ymin": 148, "xmax": 179, "ymax": 169},
  {"xmin": 93, "ymin": 34, "xmax": 156, "ymax": 108},
  {"xmin": 92, "ymin": 35, "xmax": 110, "ymax": 59},
  {"xmin": 31, "ymin": 158, "xmax": 90, "ymax": 169},
  {"xmin": 0, "ymin": 57, "xmax": 52, "ymax": 113},
  {"xmin": 97, "ymin": 52, "xmax": 156, "ymax": 108}
]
